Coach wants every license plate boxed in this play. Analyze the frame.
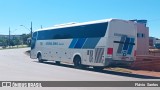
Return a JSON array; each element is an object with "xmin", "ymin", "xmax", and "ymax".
[{"xmin": 121, "ymin": 56, "xmax": 129, "ymax": 60}]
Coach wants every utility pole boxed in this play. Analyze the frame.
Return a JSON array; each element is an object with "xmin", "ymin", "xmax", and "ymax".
[
  {"xmin": 30, "ymin": 21, "xmax": 32, "ymax": 38},
  {"xmin": 9, "ymin": 27, "xmax": 11, "ymax": 48}
]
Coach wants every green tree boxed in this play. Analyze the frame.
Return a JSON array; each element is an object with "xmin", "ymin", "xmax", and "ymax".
[
  {"xmin": 21, "ymin": 34, "xmax": 30, "ymax": 45},
  {"xmin": 0, "ymin": 37, "xmax": 8, "ymax": 48},
  {"xmin": 13, "ymin": 37, "xmax": 21, "ymax": 46},
  {"xmin": 10, "ymin": 39, "xmax": 15, "ymax": 46}
]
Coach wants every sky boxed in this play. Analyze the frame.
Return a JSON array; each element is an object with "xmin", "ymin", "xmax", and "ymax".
[{"xmin": 0, "ymin": 0, "xmax": 160, "ymax": 38}]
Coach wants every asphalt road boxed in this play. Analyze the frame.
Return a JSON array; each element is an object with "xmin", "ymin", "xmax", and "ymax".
[{"xmin": 0, "ymin": 48, "xmax": 159, "ymax": 90}]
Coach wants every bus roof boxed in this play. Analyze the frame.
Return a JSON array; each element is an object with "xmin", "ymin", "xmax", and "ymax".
[{"xmin": 35, "ymin": 19, "xmax": 129, "ymax": 32}]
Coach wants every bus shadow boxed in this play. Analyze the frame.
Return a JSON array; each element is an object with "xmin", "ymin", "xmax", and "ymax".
[{"xmin": 34, "ymin": 61, "xmax": 160, "ymax": 79}]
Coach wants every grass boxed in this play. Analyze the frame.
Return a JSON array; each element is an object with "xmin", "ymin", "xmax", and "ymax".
[{"xmin": 105, "ymin": 67, "xmax": 132, "ymax": 73}]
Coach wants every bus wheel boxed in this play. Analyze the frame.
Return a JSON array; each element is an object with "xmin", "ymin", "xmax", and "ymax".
[
  {"xmin": 73, "ymin": 56, "xmax": 82, "ymax": 69},
  {"xmin": 37, "ymin": 53, "xmax": 43, "ymax": 63},
  {"xmin": 93, "ymin": 66, "xmax": 104, "ymax": 71},
  {"xmin": 55, "ymin": 61, "xmax": 60, "ymax": 65}
]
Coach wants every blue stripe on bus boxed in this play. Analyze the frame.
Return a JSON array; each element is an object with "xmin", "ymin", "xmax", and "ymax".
[
  {"xmin": 82, "ymin": 38, "xmax": 100, "ymax": 49},
  {"xmin": 74, "ymin": 38, "xmax": 87, "ymax": 48},
  {"xmin": 123, "ymin": 37, "xmax": 130, "ymax": 50},
  {"xmin": 69, "ymin": 38, "xmax": 78, "ymax": 48},
  {"xmin": 127, "ymin": 38, "xmax": 135, "ymax": 54},
  {"xmin": 117, "ymin": 36, "xmax": 126, "ymax": 54}
]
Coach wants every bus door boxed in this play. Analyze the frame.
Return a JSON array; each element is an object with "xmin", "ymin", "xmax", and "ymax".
[{"xmin": 30, "ymin": 32, "xmax": 38, "ymax": 59}]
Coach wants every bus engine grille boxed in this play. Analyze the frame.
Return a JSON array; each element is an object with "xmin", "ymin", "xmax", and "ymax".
[{"xmin": 95, "ymin": 48, "xmax": 104, "ymax": 63}]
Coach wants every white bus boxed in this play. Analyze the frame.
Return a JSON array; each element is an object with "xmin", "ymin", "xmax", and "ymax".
[{"xmin": 30, "ymin": 19, "xmax": 137, "ymax": 70}]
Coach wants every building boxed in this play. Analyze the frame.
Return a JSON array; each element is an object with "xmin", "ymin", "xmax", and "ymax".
[
  {"xmin": 149, "ymin": 37, "xmax": 160, "ymax": 49},
  {"xmin": 155, "ymin": 38, "xmax": 160, "ymax": 44},
  {"xmin": 130, "ymin": 20, "xmax": 149, "ymax": 55},
  {"xmin": 0, "ymin": 35, "xmax": 21, "ymax": 39},
  {"xmin": 155, "ymin": 38, "xmax": 160, "ymax": 49},
  {"xmin": 149, "ymin": 37, "xmax": 156, "ymax": 47}
]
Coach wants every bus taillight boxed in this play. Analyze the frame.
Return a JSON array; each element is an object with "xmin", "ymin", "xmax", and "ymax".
[{"xmin": 107, "ymin": 48, "xmax": 113, "ymax": 55}]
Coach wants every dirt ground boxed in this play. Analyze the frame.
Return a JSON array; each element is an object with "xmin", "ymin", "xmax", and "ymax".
[
  {"xmin": 131, "ymin": 70, "xmax": 160, "ymax": 77},
  {"xmin": 106, "ymin": 67, "xmax": 160, "ymax": 78}
]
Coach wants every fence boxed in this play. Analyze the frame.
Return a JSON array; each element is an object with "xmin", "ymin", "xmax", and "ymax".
[
  {"xmin": 131, "ymin": 55, "xmax": 160, "ymax": 72},
  {"xmin": 149, "ymin": 51, "xmax": 160, "ymax": 56},
  {"xmin": 136, "ymin": 50, "xmax": 160, "ymax": 56}
]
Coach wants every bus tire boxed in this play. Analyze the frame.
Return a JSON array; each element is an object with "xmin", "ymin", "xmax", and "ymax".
[
  {"xmin": 55, "ymin": 61, "xmax": 60, "ymax": 65},
  {"xmin": 37, "ymin": 53, "xmax": 44, "ymax": 63},
  {"xmin": 73, "ymin": 55, "xmax": 82, "ymax": 69},
  {"xmin": 93, "ymin": 66, "xmax": 104, "ymax": 71}
]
